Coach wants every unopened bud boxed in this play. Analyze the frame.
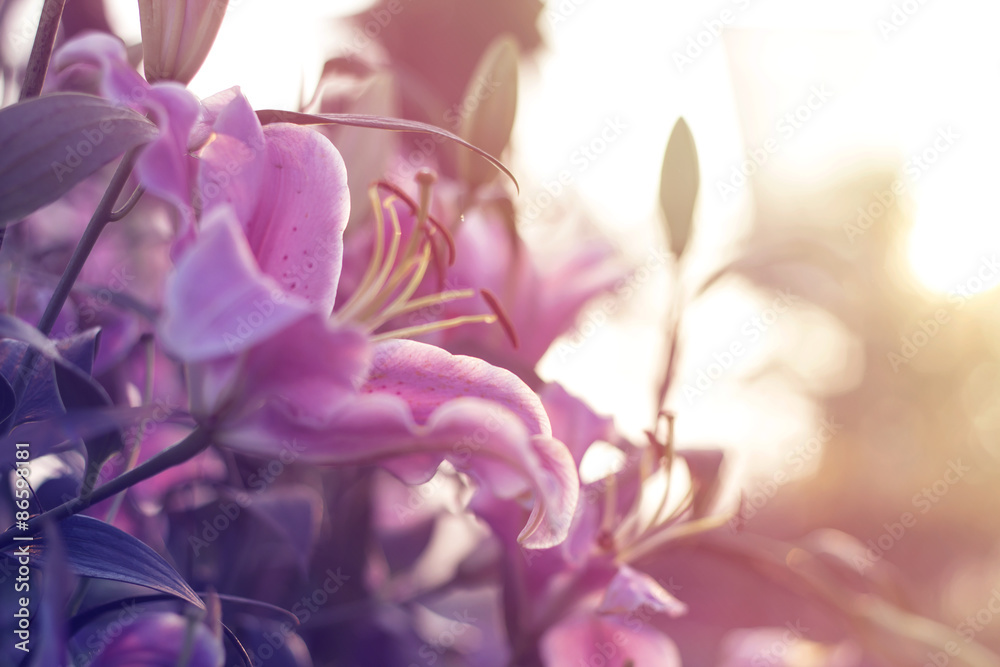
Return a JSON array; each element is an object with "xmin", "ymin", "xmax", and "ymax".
[{"xmin": 138, "ymin": 0, "xmax": 229, "ymax": 85}]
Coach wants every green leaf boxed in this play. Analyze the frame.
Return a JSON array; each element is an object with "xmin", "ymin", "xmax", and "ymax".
[
  {"xmin": 457, "ymin": 35, "xmax": 519, "ymax": 191},
  {"xmin": 659, "ymin": 118, "xmax": 699, "ymax": 259}
]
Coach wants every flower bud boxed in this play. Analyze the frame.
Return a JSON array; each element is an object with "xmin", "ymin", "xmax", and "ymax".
[{"xmin": 138, "ymin": 0, "xmax": 229, "ymax": 85}]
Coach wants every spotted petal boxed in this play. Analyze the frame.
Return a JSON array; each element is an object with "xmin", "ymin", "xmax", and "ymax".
[
  {"xmin": 215, "ymin": 338, "xmax": 575, "ymax": 548},
  {"xmin": 158, "ymin": 206, "xmax": 312, "ymax": 362},
  {"xmin": 199, "ymin": 92, "xmax": 350, "ymax": 314}
]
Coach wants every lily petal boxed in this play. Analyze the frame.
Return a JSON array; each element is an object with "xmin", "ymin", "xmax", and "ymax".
[
  {"xmin": 158, "ymin": 206, "xmax": 311, "ymax": 362},
  {"xmin": 199, "ymin": 93, "xmax": 350, "ymax": 314},
  {"xmin": 48, "ymin": 33, "xmax": 201, "ymax": 224},
  {"xmin": 539, "ymin": 612, "xmax": 681, "ymax": 667},
  {"xmin": 539, "ymin": 382, "xmax": 615, "ymax": 468},
  {"xmin": 218, "ymin": 386, "xmax": 576, "ymax": 548},
  {"xmin": 599, "ymin": 565, "xmax": 687, "ymax": 618},
  {"xmin": 238, "ymin": 313, "xmax": 371, "ymax": 415},
  {"xmin": 366, "ymin": 339, "xmax": 551, "ymax": 436}
]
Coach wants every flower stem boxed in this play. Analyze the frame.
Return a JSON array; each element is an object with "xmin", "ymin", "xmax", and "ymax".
[
  {"xmin": 0, "ymin": 426, "xmax": 214, "ymax": 551},
  {"xmin": 19, "ymin": 0, "xmax": 68, "ymax": 101},
  {"xmin": 36, "ymin": 147, "xmax": 139, "ymax": 336},
  {"xmin": 654, "ymin": 269, "xmax": 684, "ymax": 414}
]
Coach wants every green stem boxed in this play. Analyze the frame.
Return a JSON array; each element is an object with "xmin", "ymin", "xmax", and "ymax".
[
  {"xmin": 37, "ymin": 147, "xmax": 138, "ymax": 336},
  {"xmin": 19, "ymin": 0, "xmax": 68, "ymax": 101},
  {"xmin": 0, "ymin": 427, "xmax": 213, "ymax": 551}
]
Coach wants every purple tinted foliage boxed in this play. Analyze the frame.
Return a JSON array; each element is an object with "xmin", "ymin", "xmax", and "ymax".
[
  {"xmin": 0, "ymin": 5, "xmax": 960, "ymax": 666},
  {"xmin": 86, "ymin": 612, "xmax": 224, "ymax": 667}
]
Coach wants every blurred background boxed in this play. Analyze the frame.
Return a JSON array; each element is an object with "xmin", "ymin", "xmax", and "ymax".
[{"xmin": 4, "ymin": 0, "xmax": 1000, "ymax": 663}]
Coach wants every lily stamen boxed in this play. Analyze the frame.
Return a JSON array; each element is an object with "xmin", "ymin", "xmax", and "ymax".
[
  {"xmin": 334, "ymin": 186, "xmax": 393, "ymax": 321},
  {"xmin": 338, "ymin": 178, "xmax": 523, "ymax": 345},
  {"xmin": 371, "ymin": 314, "xmax": 498, "ymax": 342},
  {"xmin": 480, "ymin": 288, "xmax": 520, "ymax": 349},
  {"xmin": 379, "ymin": 289, "xmax": 477, "ymax": 321},
  {"xmin": 359, "ymin": 196, "xmax": 405, "ymax": 314},
  {"xmin": 375, "ymin": 179, "xmax": 456, "ymax": 265},
  {"xmin": 361, "ymin": 246, "xmax": 434, "ymax": 329}
]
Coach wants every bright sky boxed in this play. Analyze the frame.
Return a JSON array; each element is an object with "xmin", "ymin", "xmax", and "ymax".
[
  {"xmin": 519, "ymin": 0, "xmax": 999, "ymax": 474},
  {"xmin": 13, "ymin": 0, "xmax": 993, "ymax": 476}
]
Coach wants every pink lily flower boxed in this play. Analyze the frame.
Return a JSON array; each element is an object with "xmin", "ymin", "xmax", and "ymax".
[
  {"xmin": 46, "ymin": 33, "xmax": 202, "ymax": 234},
  {"xmin": 35, "ymin": 33, "xmax": 578, "ymax": 549},
  {"xmin": 435, "ymin": 204, "xmax": 628, "ymax": 380},
  {"xmin": 469, "ymin": 390, "xmax": 722, "ymax": 664},
  {"xmin": 155, "ymin": 90, "xmax": 579, "ymax": 549},
  {"xmin": 336, "ymin": 177, "xmax": 628, "ymax": 386}
]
